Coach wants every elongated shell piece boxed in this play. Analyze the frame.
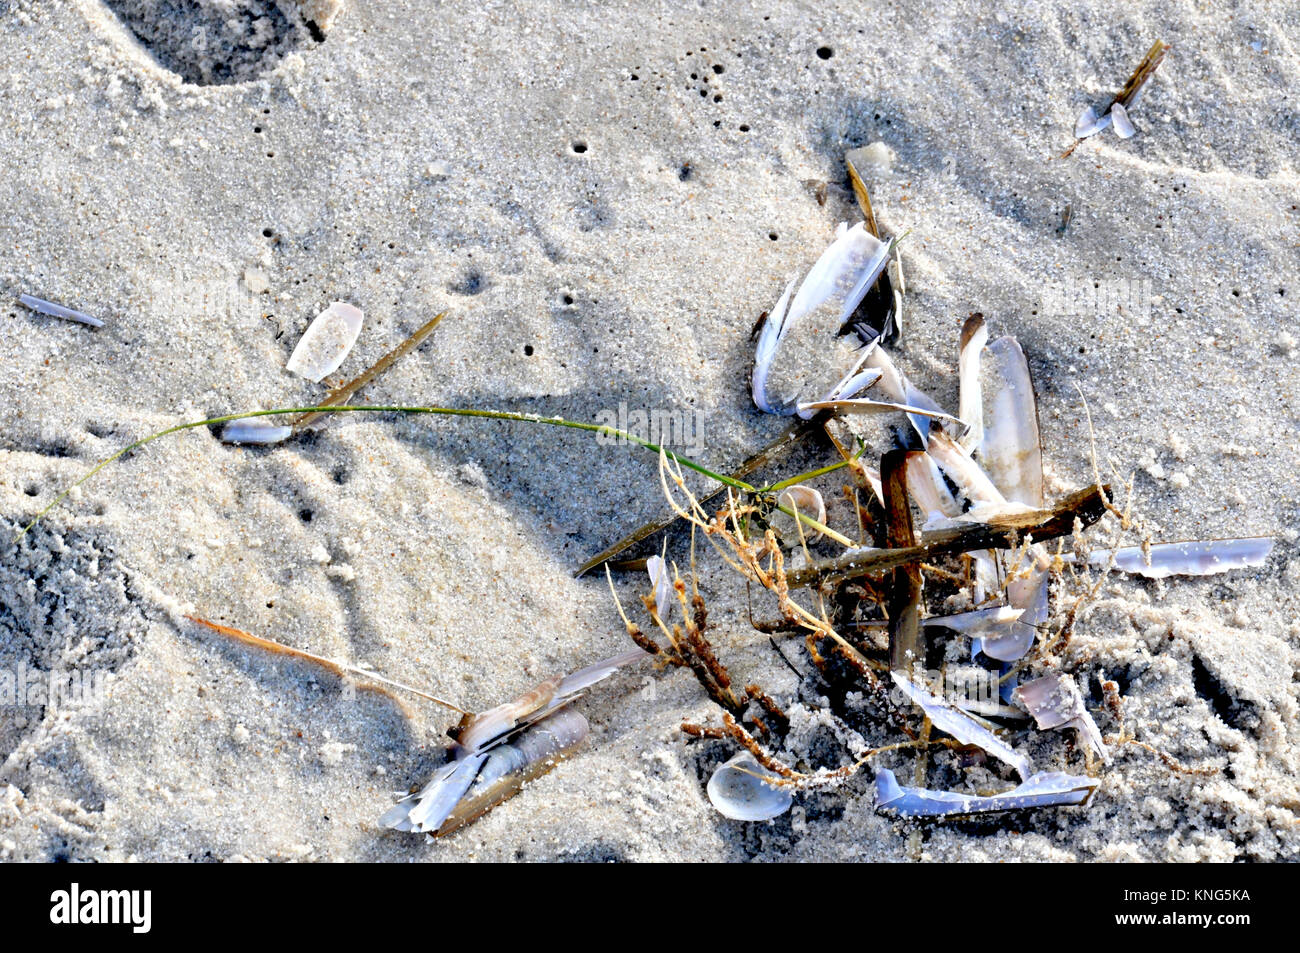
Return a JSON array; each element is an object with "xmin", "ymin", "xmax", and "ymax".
[
  {"xmin": 922, "ymin": 605, "xmax": 1024, "ymax": 635},
  {"xmin": 220, "ymin": 418, "xmax": 293, "ymax": 445},
  {"xmin": 980, "ymin": 335, "xmax": 1043, "ymax": 507},
  {"xmin": 18, "ymin": 293, "xmax": 105, "ymax": 328},
  {"xmin": 1074, "ymin": 105, "xmax": 1112, "ymax": 138},
  {"xmin": 554, "ymin": 648, "xmax": 649, "ymax": 697},
  {"xmin": 455, "ymin": 674, "xmax": 562, "ymax": 753},
  {"xmin": 646, "ymin": 555, "xmax": 674, "ymax": 620},
  {"xmin": 706, "ymin": 751, "xmax": 792, "ymax": 821},
  {"xmin": 875, "ymin": 768, "xmax": 1097, "ymax": 817},
  {"xmin": 905, "ymin": 451, "xmax": 961, "ymax": 521},
  {"xmin": 957, "ymin": 315, "xmax": 987, "ymax": 452},
  {"xmin": 434, "ymin": 708, "xmax": 591, "ymax": 837},
  {"xmin": 1110, "ymin": 102, "xmax": 1136, "ymax": 138},
  {"xmin": 926, "ymin": 431, "xmax": 1005, "ymax": 505},
  {"xmin": 286, "ymin": 302, "xmax": 364, "ymax": 382},
  {"xmin": 379, "ymin": 752, "xmax": 488, "ymax": 833},
  {"xmin": 891, "ymin": 671, "xmax": 1032, "ymax": 779},
  {"xmin": 1086, "ymin": 537, "xmax": 1274, "ymax": 579}
]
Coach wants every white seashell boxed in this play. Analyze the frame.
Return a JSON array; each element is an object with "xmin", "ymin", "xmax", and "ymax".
[
  {"xmin": 957, "ymin": 315, "xmax": 987, "ymax": 452},
  {"xmin": 774, "ymin": 485, "xmax": 827, "ymax": 542},
  {"xmin": 706, "ymin": 751, "xmax": 792, "ymax": 821},
  {"xmin": 979, "ymin": 335, "xmax": 1043, "ymax": 507},
  {"xmin": 1085, "ymin": 537, "xmax": 1274, "ymax": 579},
  {"xmin": 1110, "ymin": 102, "xmax": 1136, "ymax": 138},
  {"xmin": 1074, "ymin": 105, "xmax": 1112, "ymax": 138},
  {"xmin": 286, "ymin": 302, "xmax": 364, "ymax": 382},
  {"xmin": 926, "ymin": 431, "xmax": 1005, "ymax": 506},
  {"xmin": 891, "ymin": 671, "xmax": 1032, "ymax": 779},
  {"xmin": 751, "ymin": 223, "xmax": 891, "ymax": 416},
  {"xmin": 646, "ymin": 555, "xmax": 675, "ymax": 620},
  {"xmin": 18, "ymin": 293, "xmax": 105, "ymax": 328},
  {"xmin": 875, "ymin": 768, "xmax": 1097, "ymax": 817},
  {"xmin": 904, "ymin": 450, "xmax": 960, "ymax": 521},
  {"xmin": 220, "ymin": 418, "xmax": 293, "ymax": 445},
  {"xmin": 859, "ymin": 344, "xmax": 949, "ymax": 443}
]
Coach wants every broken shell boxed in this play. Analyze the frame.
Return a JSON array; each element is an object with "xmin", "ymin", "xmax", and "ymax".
[
  {"xmin": 957, "ymin": 315, "xmax": 988, "ymax": 452},
  {"xmin": 706, "ymin": 751, "xmax": 792, "ymax": 821},
  {"xmin": 1074, "ymin": 105, "xmax": 1112, "ymax": 138},
  {"xmin": 1016, "ymin": 673, "xmax": 1110, "ymax": 763},
  {"xmin": 286, "ymin": 301, "xmax": 364, "ymax": 382},
  {"xmin": 220, "ymin": 418, "xmax": 293, "ymax": 445},
  {"xmin": 891, "ymin": 671, "xmax": 1032, "ymax": 779},
  {"xmin": 751, "ymin": 222, "xmax": 891, "ymax": 416},
  {"xmin": 1085, "ymin": 537, "xmax": 1274, "ymax": 579},
  {"xmin": 875, "ymin": 768, "xmax": 1097, "ymax": 817},
  {"xmin": 1110, "ymin": 102, "xmax": 1136, "ymax": 138}
]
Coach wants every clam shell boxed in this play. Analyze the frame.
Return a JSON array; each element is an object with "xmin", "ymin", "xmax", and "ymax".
[
  {"xmin": 220, "ymin": 418, "xmax": 293, "ymax": 445},
  {"xmin": 1110, "ymin": 102, "xmax": 1136, "ymax": 138},
  {"xmin": 706, "ymin": 751, "xmax": 792, "ymax": 821},
  {"xmin": 286, "ymin": 302, "xmax": 364, "ymax": 382}
]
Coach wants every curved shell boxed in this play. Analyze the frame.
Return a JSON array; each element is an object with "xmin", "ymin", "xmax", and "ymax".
[
  {"xmin": 286, "ymin": 301, "xmax": 364, "ymax": 382},
  {"xmin": 773, "ymin": 486, "xmax": 827, "ymax": 542},
  {"xmin": 646, "ymin": 554, "xmax": 674, "ymax": 620},
  {"xmin": 706, "ymin": 751, "xmax": 792, "ymax": 821},
  {"xmin": 752, "ymin": 223, "xmax": 890, "ymax": 416}
]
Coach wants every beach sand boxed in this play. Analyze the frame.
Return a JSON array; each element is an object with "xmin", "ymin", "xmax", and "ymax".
[{"xmin": 0, "ymin": 0, "xmax": 1295, "ymax": 861}]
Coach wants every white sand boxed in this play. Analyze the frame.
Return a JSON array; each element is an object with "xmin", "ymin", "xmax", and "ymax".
[{"xmin": 0, "ymin": 0, "xmax": 1295, "ymax": 861}]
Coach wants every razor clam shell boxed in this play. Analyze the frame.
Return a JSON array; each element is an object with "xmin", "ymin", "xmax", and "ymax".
[
  {"xmin": 922, "ymin": 605, "xmax": 1024, "ymax": 635},
  {"xmin": 875, "ymin": 768, "xmax": 1097, "ymax": 817},
  {"xmin": 1110, "ymin": 102, "xmax": 1136, "ymax": 138},
  {"xmin": 706, "ymin": 751, "xmax": 793, "ymax": 821},
  {"xmin": 18, "ymin": 293, "xmax": 105, "ymax": 328},
  {"xmin": 859, "ymin": 344, "xmax": 949, "ymax": 443},
  {"xmin": 905, "ymin": 451, "xmax": 961, "ymax": 521},
  {"xmin": 219, "ymin": 418, "xmax": 293, "ymax": 445},
  {"xmin": 1074, "ymin": 105, "xmax": 1112, "ymax": 138},
  {"xmin": 957, "ymin": 315, "xmax": 988, "ymax": 452},
  {"xmin": 979, "ymin": 335, "xmax": 1043, "ymax": 507},
  {"xmin": 646, "ymin": 555, "xmax": 675, "ymax": 620},
  {"xmin": 891, "ymin": 671, "xmax": 1032, "ymax": 779},
  {"xmin": 753, "ymin": 223, "xmax": 891, "ymax": 415},
  {"xmin": 980, "ymin": 551, "xmax": 1049, "ymax": 662},
  {"xmin": 286, "ymin": 301, "xmax": 364, "ymax": 382},
  {"xmin": 799, "ymin": 397, "xmax": 960, "ymax": 426},
  {"xmin": 380, "ymin": 751, "xmax": 488, "ymax": 833},
  {"xmin": 926, "ymin": 431, "xmax": 1006, "ymax": 505},
  {"xmin": 456, "ymin": 674, "xmax": 562, "ymax": 753},
  {"xmin": 435, "ymin": 709, "xmax": 590, "ymax": 836},
  {"xmin": 1086, "ymin": 537, "xmax": 1274, "ymax": 579}
]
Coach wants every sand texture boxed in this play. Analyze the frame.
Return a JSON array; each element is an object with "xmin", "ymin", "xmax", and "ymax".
[{"xmin": 0, "ymin": 0, "xmax": 1296, "ymax": 861}]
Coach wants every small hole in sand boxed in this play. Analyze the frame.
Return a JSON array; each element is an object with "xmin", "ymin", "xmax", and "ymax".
[
  {"xmin": 816, "ymin": 46, "xmax": 834, "ymax": 60},
  {"xmin": 572, "ymin": 141, "xmax": 588, "ymax": 154}
]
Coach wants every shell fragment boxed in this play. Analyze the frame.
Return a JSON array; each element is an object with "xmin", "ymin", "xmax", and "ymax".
[{"xmin": 286, "ymin": 302, "xmax": 364, "ymax": 382}]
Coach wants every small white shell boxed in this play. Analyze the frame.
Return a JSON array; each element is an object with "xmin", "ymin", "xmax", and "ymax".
[
  {"xmin": 1110, "ymin": 102, "xmax": 1137, "ymax": 138},
  {"xmin": 706, "ymin": 751, "xmax": 792, "ymax": 821},
  {"xmin": 646, "ymin": 555, "xmax": 675, "ymax": 620},
  {"xmin": 220, "ymin": 418, "xmax": 293, "ymax": 445},
  {"xmin": 286, "ymin": 302, "xmax": 364, "ymax": 382},
  {"xmin": 775, "ymin": 486, "xmax": 826, "ymax": 541},
  {"xmin": 1074, "ymin": 105, "xmax": 1112, "ymax": 138}
]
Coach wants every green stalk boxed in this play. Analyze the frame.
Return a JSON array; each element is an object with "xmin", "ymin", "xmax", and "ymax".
[{"xmin": 14, "ymin": 404, "xmax": 845, "ymax": 545}]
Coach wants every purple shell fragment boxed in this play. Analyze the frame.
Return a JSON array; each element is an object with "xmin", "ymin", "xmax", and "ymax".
[{"xmin": 875, "ymin": 768, "xmax": 1098, "ymax": 817}]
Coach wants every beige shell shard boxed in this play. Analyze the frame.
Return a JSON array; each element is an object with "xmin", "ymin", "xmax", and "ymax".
[{"xmin": 286, "ymin": 302, "xmax": 364, "ymax": 382}]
